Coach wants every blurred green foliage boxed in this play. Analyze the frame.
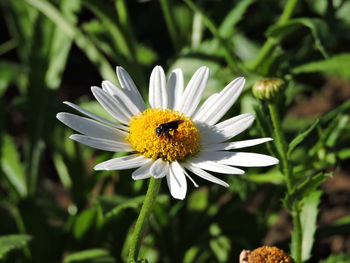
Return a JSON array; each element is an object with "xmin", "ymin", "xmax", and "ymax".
[{"xmin": 0, "ymin": 0, "xmax": 350, "ymax": 262}]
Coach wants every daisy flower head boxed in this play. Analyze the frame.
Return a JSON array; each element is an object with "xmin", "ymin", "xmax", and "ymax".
[{"xmin": 57, "ymin": 66, "xmax": 278, "ymax": 200}]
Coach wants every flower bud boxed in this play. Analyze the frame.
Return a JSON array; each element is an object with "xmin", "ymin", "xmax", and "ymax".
[
  {"xmin": 239, "ymin": 246, "xmax": 293, "ymax": 263},
  {"xmin": 253, "ymin": 78, "xmax": 284, "ymax": 101}
]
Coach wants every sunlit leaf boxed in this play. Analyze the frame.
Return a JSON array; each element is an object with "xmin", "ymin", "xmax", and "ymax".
[
  {"xmin": 300, "ymin": 190, "xmax": 322, "ymax": 261},
  {"xmin": 0, "ymin": 234, "xmax": 31, "ymax": 259},
  {"xmin": 219, "ymin": 0, "xmax": 255, "ymax": 37},
  {"xmin": 0, "ymin": 135, "xmax": 28, "ymax": 197},
  {"xmin": 45, "ymin": 0, "xmax": 81, "ymax": 90},
  {"xmin": 64, "ymin": 248, "xmax": 115, "ymax": 263},
  {"xmin": 320, "ymin": 253, "xmax": 350, "ymax": 263},
  {"xmin": 293, "ymin": 53, "xmax": 350, "ymax": 80},
  {"xmin": 0, "ymin": 61, "xmax": 26, "ymax": 97},
  {"xmin": 73, "ymin": 208, "xmax": 98, "ymax": 240},
  {"xmin": 267, "ymin": 18, "xmax": 329, "ymax": 58}
]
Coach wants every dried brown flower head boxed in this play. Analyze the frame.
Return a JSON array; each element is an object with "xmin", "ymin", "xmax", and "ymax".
[{"xmin": 239, "ymin": 246, "xmax": 293, "ymax": 263}]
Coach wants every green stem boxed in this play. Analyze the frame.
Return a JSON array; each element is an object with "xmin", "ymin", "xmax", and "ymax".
[
  {"xmin": 127, "ymin": 178, "xmax": 162, "ymax": 262},
  {"xmin": 160, "ymin": 0, "xmax": 181, "ymax": 52},
  {"xmin": 277, "ymin": 0, "xmax": 299, "ymax": 25},
  {"xmin": 292, "ymin": 210, "xmax": 303, "ymax": 263},
  {"xmin": 268, "ymin": 102, "xmax": 303, "ymax": 262},
  {"xmin": 267, "ymin": 103, "xmax": 292, "ymax": 191},
  {"xmin": 249, "ymin": 0, "xmax": 298, "ymax": 71}
]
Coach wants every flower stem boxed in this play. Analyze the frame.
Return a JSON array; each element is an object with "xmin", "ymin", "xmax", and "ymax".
[
  {"xmin": 292, "ymin": 210, "xmax": 303, "ymax": 263},
  {"xmin": 267, "ymin": 102, "xmax": 303, "ymax": 263},
  {"xmin": 267, "ymin": 102, "xmax": 292, "ymax": 191},
  {"xmin": 127, "ymin": 177, "xmax": 162, "ymax": 263}
]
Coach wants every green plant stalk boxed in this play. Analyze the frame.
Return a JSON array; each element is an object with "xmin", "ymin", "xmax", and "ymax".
[
  {"xmin": 127, "ymin": 178, "xmax": 162, "ymax": 262},
  {"xmin": 267, "ymin": 102, "xmax": 302, "ymax": 263},
  {"xmin": 250, "ymin": 0, "xmax": 298, "ymax": 71},
  {"xmin": 267, "ymin": 103, "xmax": 292, "ymax": 191},
  {"xmin": 183, "ymin": 0, "xmax": 238, "ymax": 71},
  {"xmin": 292, "ymin": 209, "xmax": 303, "ymax": 263},
  {"xmin": 160, "ymin": 0, "xmax": 181, "ymax": 52}
]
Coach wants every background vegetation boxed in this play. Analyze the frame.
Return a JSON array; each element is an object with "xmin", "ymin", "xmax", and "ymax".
[{"xmin": 1, "ymin": 0, "xmax": 350, "ymax": 262}]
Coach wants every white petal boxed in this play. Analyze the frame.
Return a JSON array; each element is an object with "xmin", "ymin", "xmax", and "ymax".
[
  {"xmin": 167, "ymin": 161, "xmax": 187, "ymax": 200},
  {"xmin": 94, "ymin": 154, "xmax": 149, "ymax": 170},
  {"xmin": 197, "ymin": 151, "xmax": 279, "ymax": 167},
  {"xmin": 132, "ymin": 160, "xmax": 154, "ymax": 180},
  {"xmin": 165, "ymin": 71, "xmax": 177, "ymax": 110},
  {"xmin": 102, "ymin": 80, "xmax": 142, "ymax": 116},
  {"xmin": 69, "ymin": 134, "xmax": 132, "ymax": 152},
  {"xmin": 149, "ymin": 66, "xmax": 167, "ymax": 108},
  {"xmin": 179, "ymin": 67, "xmax": 209, "ymax": 117},
  {"xmin": 194, "ymin": 77, "xmax": 245, "ymax": 125},
  {"xmin": 190, "ymin": 160, "xmax": 244, "ymax": 174},
  {"xmin": 91, "ymin": 86, "xmax": 131, "ymax": 124},
  {"xmin": 150, "ymin": 158, "xmax": 169, "ymax": 179},
  {"xmin": 185, "ymin": 163, "xmax": 229, "ymax": 187},
  {"xmin": 63, "ymin": 101, "xmax": 127, "ymax": 130},
  {"xmin": 203, "ymin": 138, "xmax": 273, "ymax": 151},
  {"xmin": 116, "ymin": 66, "xmax": 146, "ymax": 111},
  {"xmin": 172, "ymin": 69, "xmax": 184, "ymax": 111},
  {"xmin": 57, "ymin": 112, "xmax": 128, "ymax": 140},
  {"xmin": 199, "ymin": 113, "xmax": 255, "ymax": 144},
  {"xmin": 192, "ymin": 93, "xmax": 219, "ymax": 121},
  {"xmin": 181, "ymin": 165, "xmax": 199, "ymax": 187}
]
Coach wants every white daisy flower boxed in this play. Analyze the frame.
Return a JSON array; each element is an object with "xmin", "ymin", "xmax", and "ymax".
[{"xmin": 57, "ymin": 66, "xmax": 278, "ymax": 200}]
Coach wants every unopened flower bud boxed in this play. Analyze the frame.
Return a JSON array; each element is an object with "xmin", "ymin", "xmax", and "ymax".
[
  {"xmin": 253, "ymin": 78, "xmax": 284, "ymax": 101},
  {"xmin": 239, "ymin": 246, "xmax": 293, "ymax": 263}
]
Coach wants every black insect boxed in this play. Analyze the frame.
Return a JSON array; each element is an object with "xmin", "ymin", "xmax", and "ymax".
[{"xmin": 156, "ymin": 120, "xmax": 184, "ymax": 139}]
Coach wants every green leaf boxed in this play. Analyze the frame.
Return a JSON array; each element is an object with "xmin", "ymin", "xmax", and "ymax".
[
  {"xmin": 73, "ymin": 208, "xmax": 98, "ymax": 240},
  {"xmin": 288, "ymin": 119, "xmax": 319, "ymax": 157},
  {"xmin": 321, "ymin": 100, "xmax": 350, "ymax": 123},
  {"xmin": 0, "ymin": 135, "xmax": 28, "ymax": 197},
  {"xmin": 0, "ymin": 61, "xmax": 26, "ymax": 97},
  {"xmin": 45, "ymin": 0, "xmax": 81, "ymax": 90},
  {"xmin": 0, "ymin": 234, "xmax": 32, "ymax": 259},
  {"xmin": 64, "ymin": 249, "xmax": 115, "ymax": 263},
  {"xmin": 267, "ymin": 18, "xmax": 329, "ymax": 58},
  {"xmin": 187, "ymin": 189, "xmax": 208, "ymax": 211},
  {"xmin": 326, "ymin": 115, "xmax": 348, "ymax": 148},
  {"xmin": 219, "ymin": 0, "xmax": 255, "ymax": 37},
  {"xmin": 82, "ymin": 0, "xmax": 132, "ymax": 59},
  {"xmin": 23, "ymin": 0, "xmax": 117, "ymax": 83},
  {"xmin": 293, "ymin": 53, "xmax": 350, "ymax": 81},
  {"xmin": 320, "ymin": 253, "xmax": 350, "ymax": 263},
  {"xmin": 300, "ymin": 190, "xmax": 322, "ymax": 261},
  {"xmin": 52, "ymin": 152, "xmax": 72, "ymax": 188}
]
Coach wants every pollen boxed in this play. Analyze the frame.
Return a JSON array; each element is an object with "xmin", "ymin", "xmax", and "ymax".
[{"xmin": 126, "ymin": 108, "xmax": 200, "ymax": 162}]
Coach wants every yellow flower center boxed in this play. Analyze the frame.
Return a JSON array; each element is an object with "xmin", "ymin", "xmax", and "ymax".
[{"xmin": 126, "ymin": 108, "xmax": 200, "ymax": 162}]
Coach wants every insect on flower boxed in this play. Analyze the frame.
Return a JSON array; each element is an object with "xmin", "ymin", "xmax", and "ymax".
[{"xmin": 156, "ymin": 120, "xmax": 184, "ymax": 139}]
